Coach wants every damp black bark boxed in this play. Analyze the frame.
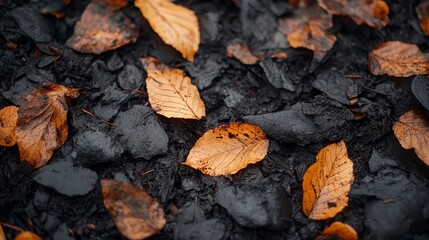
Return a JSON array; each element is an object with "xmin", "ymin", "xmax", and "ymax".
[{"xmin": 1, "ymin": 0, "xmax": 429, "ymax": 240}]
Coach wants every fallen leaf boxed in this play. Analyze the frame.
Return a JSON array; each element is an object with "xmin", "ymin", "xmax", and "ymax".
[
  {"xmin": 93, "ymin": 0, "xmax": 128, "ymax": 10},
  {"xmin": 226, "ymin": 39, "xmax": 260, "ymax": 65},
  {"xmin": 302, "ymin": 140, "xmax": 354, "ymax": 220},
  {"xmin": 368, "ymin": 41, "xmax": 429, "ymax": 77},
  {"xmin": 101, "ymin": 179, "xmax": 166, "ymax": 240},
  {"xmin": 66, "ymin": 2, "xmax": 139, "ymax": 54},
  {"xmin": 393, "ymin": 110, "xmax": 429, "ymax": 166},
  {"xmin": 14, "ymin": 231, "xmax": 42, "ymax": 240},
  {"xmin": 16, "ymin": 83, "xmax": 79, "ymax": 168},
  {"xmin": 183, "ymin": 122, "xmax": 269, "ymax": 176},
  {"xmin": 416, "ymin": 0, "xmax": 429, "ymax": 36},
  {"xmin": 318, "ymin": 0, "xmax": 389, "ymax": 29},
  {"xmin": 319, "ymin": 222, "xmax": 358, "ymax": 240},
  {"xmin": 141, "ymin": 57, "xmax": 205, "ymax": 120},
  {"xmin": 135, "ymin": 0, "xmax": 200, "ymax": 61},
  {"xmin": 0, "ymin": 225, "xmax": 5, "ymax": 240},
  {"xmin": 0, "ymin": 106, "xmax": 18, "ymax": 147},
  {"xmin": 279, "ymin": 5, "xmax": 336, "ymax": 72}
]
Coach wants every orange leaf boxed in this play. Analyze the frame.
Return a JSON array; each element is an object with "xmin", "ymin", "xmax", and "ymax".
[
  {"xmin": 66, "ymin": 2, "xmax": 139, "ymax": 54},
  {"xmin": 101, "ymin": 179, "xmax": 166, "ymax": 240},
  {"xmin": 183, "ymin": 122, "xmax": 269, "ymax": 176},
  {"xmin": 0, "ymin": 106, "xmax": 18, "ymax": 147},
  {"xmin": 14, "ymin": 231, "xmax": 42, "ymax": 240},
  {"xmin": 226, "ymin": 40, "xmax": 260, "ymax": 65},
  {"xmin": 302, "ymin": 140, "xmax": 354, "ymax": 220},
  {"xmin": 135, "ymin": 0, "xmax": 200, "ymax": 61},
  {"xmin": 0, "ymin": 225, "xmax": 5, "ymax": 240},
  {"xmin": 368, "ymin": 41, "xmax": 429, "ymax": 77},
  {"xmin": 16, "ymin": 83, "xmax": 79, "ymax": 168},
  {"xmin": 141, "ymin": 57, "xmax": 205, "ymax": 120},
  {"xmin": 393, "ymin": 110, "xmax": 429, "ymax": 166},
  {"xmin": 319, "ymin": 222, "xmax": 358, "ymax": 240},
  {"xmin": 416, "ymin": 0, "xmax": 429, "ymax": 36},
  {"xmin": 318, "ymin": 0, "xmax": 389, "ymax": 29}
]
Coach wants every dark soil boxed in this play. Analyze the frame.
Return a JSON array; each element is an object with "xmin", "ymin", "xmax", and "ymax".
[{"xmin": 1, "ymin": 0, "xmax": 429, "ymax": 239}]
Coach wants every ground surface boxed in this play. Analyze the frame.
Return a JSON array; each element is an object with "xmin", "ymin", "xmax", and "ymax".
[{"xmin": 1, "ymin": 0, "xmax": 429, "ymax": 239}]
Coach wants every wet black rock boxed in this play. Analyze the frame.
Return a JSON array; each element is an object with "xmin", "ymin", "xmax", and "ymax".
[
  {"xmin": 33, "ymin": 162, "xmax": 98, "ymax": 196},
  {"xmin": 73, "ymin": 130, "xmax": 124, "ymax": 165},
  {"xmin": 243, "ymin": 103, "xmax": 321, "ymax": 145},
  {"xmin": 313, "ymin": 71, "xmax": 358, "ymax": 105},
  {"xmin": 113, "ymin": 105, "xmax": 169, "ymax": 159},
  {"xmin": 53, "ymin": 223, "xmax": 75, "ymax": 240},
  {"xmin": 259, "ymin": 58, "xmax": 295, "ymax": 92},
  {"xmin": 175, "ymin": 202, "xmax": 229, "ymax": 240},
  {"xmin": 11, "ymin": 7, "xmax": 52, "ymax": 42},
  {"xmin": 117, "ymin": 64, "xmax": 144, "ymax": 90},
  {"xmin": 215, "ymin": 183, "xmax": 291, "ymax": 229},
  {"xmin": 411, "ymin": 75, "xmax": 429, "ymax": 112}
]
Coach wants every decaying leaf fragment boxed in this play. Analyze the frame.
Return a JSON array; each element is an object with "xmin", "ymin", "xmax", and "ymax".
[
  {"xmin": 66, "ymin": 2, "xmax": 139, "ymax": 54},
  {"xmin": 318, "ymin": 0, "xmax": 389, "ymax": 29},
  {"xmin": 14, "ymin": 231, "xmax": 42, "ymax": 240},
  {"xmin": 93, "ymin": 0, "xmax": 128, "ymax": 10},
  {"xmin": 0, "ymin": 106, "xmax": 18, "ymax": 147},
  {"xmin": 101, "ymin": 179, "xmax": 166, "ymax": 240},
  {"xmin": 226, "ymin": 40, "xmax": 260, "ymax": 65},
  {"xmin": 279, "ymin": 5, "xmax": 336, "ymax": 71},
  {"xmin": 319, "ymin": 222, "xmax": 358, "ymax": 240},
  {"xmin": 16, "ymin": 83, "xmax": 79, "ymax": 168},
  {"xmin": 141, "ymin": 57, "xmax": 205, "ymax": 120},
  {"xmin": 302, "ymin": 140, "xmax": 354, "ymax": 220},
  {"xmin": 135, "ymin": 0, "xmax": 200, "ymax": 61},
  {"xmin": 0, "ymin": 225, "xmax": 5, "ymax": 240},
  {"xmin": 416, "ymin": 0, "xmax": 429, "ymax": 36},
  {"xmin": 393, "ymin": 110, "xmax": 429, "ymax": 166},
  {"xmin": 368, "ymin": 41, "xmax": 429, "ymax": 77},
  {"xmin": 184, "ymin": 122, "xmax": 269, "ymax": 176}
]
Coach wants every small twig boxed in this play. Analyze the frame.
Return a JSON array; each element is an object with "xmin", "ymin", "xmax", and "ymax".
[
  {"xmin": 0, "ymin": 222, "xmax": 24, "ymax": 232},
  {"xmin": 140, "ymin": 169, "xmax": 155, "ymax": 176},
  {"xmin": 81, "ymin": 108, "xmax": 117, "ymax": 127}
]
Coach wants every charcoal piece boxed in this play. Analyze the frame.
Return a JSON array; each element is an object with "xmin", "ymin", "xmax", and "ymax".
[
  {"xmin": 117, "ymin": 64, "xmax": 144, "ymax": 90},
  {"xmin": 93, "ymin": 86, "xmax": 129, "ymax": 120},
  {"xmin": 12, "ymin": 7, "xmax": 52, "ymax": 42},
  {"xmin": 185, "ymin": 57, "xmax": 224, "ymax": 90},
  {"xmin": 411, "ymin": 75, "xmax": 429, "ymax": 112},
  {"xmin": 259, "ymin": 58, "xmax": 295, "ymax": 91},
  {"xmin": 313, "ymin": 71, "xmax": 357, "ymax": 105}
]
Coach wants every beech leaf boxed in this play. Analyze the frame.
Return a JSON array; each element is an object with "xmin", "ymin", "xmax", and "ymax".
[
  {"xmin": 318, "ymin": 0, "xmax": 389, "ymax": 29},
  {"xmin": 16, "ymin": 83, "xmax": 79, "ymax": 168},
  {"xmin": 101, "ymin": 179, "xmax": 166, "ymax": 240},
  {"xmin": 319, "ymin": 222, "xmax": 358, "ymax": 240},
  {"xmin": 135, "ymin": 0, "xmax": 200, "ymax": 61},
  {"xmin": 183, "ymin": 122, "xmax": 269, "ymax": 176},
  {"xmin": 302, "ymin": 140, "xmax": 354, "ymax": 220},
  {"xmin": 393, "ymin": 110, "xmax": 429, "ymax": 166},
  {"xmin": 226, "ymin": 39, "xmax": 260, "ymax": 65},
  {"xmin": 368, "ymin": 41, "xmax": 429, "ymax": 77},
  {"xmin": 141, "ymin": 57, "xmax": 205, "ymax": 120},
  {"xmin": 14, "ymin": 231, "xmax": 42, "ymax": 240},
  {"xmin": 0, "ymin": 106, "xmax": 18, "ymax": 147},
  {"xmin": 417, "ymin": 0, "xmax": 429, "ymax": 36}
]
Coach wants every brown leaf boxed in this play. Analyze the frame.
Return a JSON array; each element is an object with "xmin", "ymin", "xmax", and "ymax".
[
  {"xmin": 135, "ymin": 0, "xmax": 200, "ymax": 61},
  {"xmin": 16, "ymin": 83, "xmax": 79, "ymax": 168},
  {"xmin": 101, "ymin": 179, "xmax": 166, "ymax": 240},
  {"xmin": 14, "ymin": 231, "xmax": 42, "ymax": 240},
  {"xmin": 66, "ymin": 2, "xmax": 139, "ymax": 54},
  {"xmin": 319, "ymin": 222, "xmax": 358, "ymax": 240},
  {"xmin": 368, "ymin": 41, "xmax": 429, "ymax": 77},
  {"xmin": 416, "ymin": 0, "xmax": 429, "ymax": 36},
  {"xmin": 183, "ymin": 122, "xmax": 269, "ymax": 176},
  {"xmin": 226, "ymin": 40, "xmax": 260, "ymax": 65},
  {"xmin": 279, "ymin": 5, "xmax": 336, "ymax": 71},
  {"xmin": 0, "ymin": 106, "xmax": 18, "ymax": 147},
  {"xmin": 318, "ymin": 0, "xmax": 389, "ymax": 29},
  {"xmin": 393, "ymin": 110, "xmax": 429, "ymax": 166},
  {"xmin": 0, "ymin": 225, "xmax": 5, "ymax": 240},
  {"xmin": 141, "ymin": 57, "xmax": 205, "ymax": 120},
  {"xmin": 302, "ymin": 140, "xmax": 354, "ymax": 220}
]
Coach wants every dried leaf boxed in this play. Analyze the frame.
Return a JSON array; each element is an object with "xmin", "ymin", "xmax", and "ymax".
[
  {"xmin": 302, "ymin": 140, "xmax": 354, "ymax": 220},
  {"xmin": 318, "ymin": 0, "xmax": 389, "ymax": 29},
  {"xmin": 368, "ymin": 41, "xmax": 429, "ymax": 77},
  {"xmin": 135, "ymin": 0, "xmax": 200, "ymax": 61},
  {"xmin": 141, "ymin": 57, "xmax": 205, "ymax": 120},
  {"xmin": 14, "ymin": 231, "xmax": 42, "ymax": 240},
  {"xmin": 0, "ymin": 106, "xmax": 18, "ymax": 147},
  {"xmin": 66, "ymin": 2, "xmax": 139, "ymax": 54},
  {"xmin": 0, "ymin": 225, "xmax": 5, "ymax": 240},
  {"xmin": 393, "ymin": 110, "xmax": 429, "ymax": 166},
  {"xmin": 226, "ymin": 40, "xmax": 260, "ymax": 65},
  {"xmin": 183, "ymin": 122, "xmax": 269, "ymax": 176},
  {"xmin": 101, "ymin": 179, "xmax": 166, "ymax": 240},
  {"xmin": 416, "ymin": 0, "xmax": 429, "ymax": 36},
  {"xmin": 279, "ymin": 5, "xmax": 336, "ymax": 71},
  {"xmin": 16, "ymin": 83, "xmax": 79, "ymax": 168},
  {"xmin": 319, "ymin": 222, "xmax": 358, "ymax": 240}
]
